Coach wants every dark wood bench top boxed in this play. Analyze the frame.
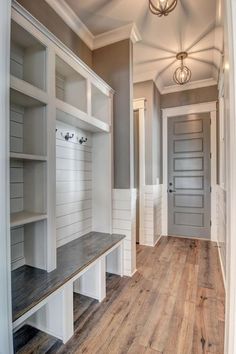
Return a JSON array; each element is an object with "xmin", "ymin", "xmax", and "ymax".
[{"xmin": 12, "ymin": 232, "xmax": 125, "ymax": 322}]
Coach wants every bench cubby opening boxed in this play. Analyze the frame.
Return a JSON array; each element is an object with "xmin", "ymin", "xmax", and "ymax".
[
  {"xmin": 11, "ymin": 21, "xmax": 46, "ymax": 90},
  {"xmin": 11, "ymin": 220, "xmax": 47, "ymax": 271}
]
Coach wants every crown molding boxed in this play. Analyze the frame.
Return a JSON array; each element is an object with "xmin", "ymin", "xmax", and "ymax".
[
  {"xmin": 93, "ymin": 23, "xmax": 141, "ymax": 50},
  {"xmin": 160, "ymin": 78, "xmax": 218, "ymax": 94},
  {"xmin": 45, "ymin": 0, "xmax": 141, "ymax": 50},
  {"xmin": 45, "ymin": 0, "xmax": 94, "ymax": 49}
]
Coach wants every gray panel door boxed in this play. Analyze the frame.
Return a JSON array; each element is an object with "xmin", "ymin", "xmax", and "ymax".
[{"xmin": 168, "ymin": 113, "xmax": 211, "ymax": 238}]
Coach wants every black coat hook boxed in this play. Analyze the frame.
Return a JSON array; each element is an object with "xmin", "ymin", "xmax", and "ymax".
[
  {"xmin": 61, "ymin": 132, "xmax": 74, "ymax": 141},
  {"xmin": 79, "ymin": 137, "xmax": 87, "ymax": 145}
]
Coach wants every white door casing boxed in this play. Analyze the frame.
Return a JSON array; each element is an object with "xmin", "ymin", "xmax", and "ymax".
[
  {"xmin": 133, "ymin": 98, "xmax": 146, "ymax": 245},
  {"xmin": 162, "ymin": 102, "xmax": 217, "ymax": 241}
]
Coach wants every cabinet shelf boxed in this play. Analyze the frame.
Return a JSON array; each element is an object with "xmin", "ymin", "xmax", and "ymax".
[
  {"xmin": 56, "ymin": 99, "xmax": 110, "ymax": 133},
  {"xmin": 10, "ymin": 76, "xmax": 48, "ymax": 106},
  {"xmin": 10, "ymin": 211, "xmax": 47, "ymax": 228},
  {"xmin": 10, "ymin": 152, "xmax": 47, "ymax": 162}
]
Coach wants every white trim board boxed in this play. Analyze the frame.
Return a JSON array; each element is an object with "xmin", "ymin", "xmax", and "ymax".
[
  {"xmin": 44, "ymin": 0, "xmax": 141, "ymax": 50},
  {"xmin": 162, "ymin": 102, "xmax": 217, "ymax": 241},
  {"xmin": 0, "ymin": 0, "xmax": 13, "ymax": 353},
  {"xmin": 133, "ymin": 99, "xmax": 146, "ymax": 245}
]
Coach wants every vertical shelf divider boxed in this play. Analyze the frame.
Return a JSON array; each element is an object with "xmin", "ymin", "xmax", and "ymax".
[{"xmin": 46, "ymin": 47, "xmax": 57, "ymax": 271}]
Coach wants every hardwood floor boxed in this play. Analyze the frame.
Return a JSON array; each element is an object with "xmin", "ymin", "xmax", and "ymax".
[{"xmin": 14, "ymin": 237, "xmax": 225, "ymax": 354}]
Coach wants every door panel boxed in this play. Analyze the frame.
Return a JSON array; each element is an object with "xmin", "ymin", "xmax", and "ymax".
[{"xmin": 168, "ymin": 113, "xmax": 211, "ymax": 238}]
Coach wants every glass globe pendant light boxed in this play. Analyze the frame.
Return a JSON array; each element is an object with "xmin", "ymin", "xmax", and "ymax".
[
  {"xmin": 173, "ymin": 52, "xmax": 191, "ymax": 85},
  {"xmin": 149, "ymin": 0, "xmax": 178, "ymax": 17}
]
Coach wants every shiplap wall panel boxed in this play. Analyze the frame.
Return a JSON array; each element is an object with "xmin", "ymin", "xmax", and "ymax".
[
  {"xmin": 143, "ymin": 185, "xmax": 162, "ymax": 246},
  {"xmin": 56, "ymin": 122, "xmax": 92, "ymax": 247},
  {"xmin": 10, "ymin": 105, "xmax": 25, "ymax": 268},
  {"xmin": 10, "ymin": 41, "xmax": 24, "ymax": 80},
  {"xmin": 112, "ymin": 189, "xmax": 136, "ymax": 277},
  {"xmin": 11, "ymin": 226, "xmax": 25, "ymax": 270}
]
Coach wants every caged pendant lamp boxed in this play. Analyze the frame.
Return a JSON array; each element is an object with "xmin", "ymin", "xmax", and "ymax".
[
  {"xmin": 173, "ymin": 52, "xmax": 191, "ymax": 85},
  {"xmin": 149, "ymin": 0, "xmax": 178, "ymax": 17}
]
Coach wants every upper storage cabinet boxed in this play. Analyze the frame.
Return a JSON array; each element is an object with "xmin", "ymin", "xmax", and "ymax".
[
  {"xmin": 10, "ymin": 21, "xmax": 46, "ymax": 91},
  {"xmin": 56, "ymin": 56, "xmax": 87, "ymax": 113},
  {"xmin": 91, "ymin": 84, "xmax": 111, "ymax": 125}
]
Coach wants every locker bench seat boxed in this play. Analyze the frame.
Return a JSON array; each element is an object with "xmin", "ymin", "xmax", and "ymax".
[{"xmin": 12, "ymin": 232, "xmax": 125, "ymax": 343}]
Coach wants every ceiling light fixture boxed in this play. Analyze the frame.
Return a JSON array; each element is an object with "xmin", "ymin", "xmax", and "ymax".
[
  {"xmin": 173, "ymin": 52, "xmax": 191, "ymax": 85},
  {"xmin": 149, "ymin": 0, "xmax": 178, "ymax": 17}
]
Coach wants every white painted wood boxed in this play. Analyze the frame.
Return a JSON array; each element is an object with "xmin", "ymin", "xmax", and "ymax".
[
  {"xmin": 10, "ymin": 153, "xmax": 47, "ymax": 161},
  {"xmin": 12, "ymin": 2, "xmax": 114, "ymax": 93},
  {"xmin": 92, "ymin": 133, "xmax": 112, "ymax": 234},
  {"xmin": 224, "ymin": 1, "xmax": 236, "ymax": 352},
  {"xmin": 142, "ymin": 184, "xmax": 162, "ymax": 246},
  {"xmin": 162, "ymin": 102, "xmax": 217, "ymax": 240},
  {"xmin": 28, "ymin": 282, "xmax": 74, "ymax": 344},
  {"xmin": 56, "ymin": 99, "xmax": 110, "ymax": 133},
  {"xmin": 56, "ymin": 122, "xmax": 93, "ymax": 247},
  {"xmin": 106, "ymin": 242, "xmax": 124, "ymax": 276},
  {"xmin": 10, "ymin": 76, "xmax": 48, "ymax": 105},
  {"xmin": 56, "ymin": 55, "xmax": 87, "ymax": 112},
  {"xmin": 113, "ymin": 189, "xmax": 137, "ymax": 276},
  {"xmin": 10, "ymin": 211, "xmax": 47, "ymax": 228},
  {"xmin": 133, "ymin": 99, "xmax": 146, "ymax": 246},
  {"xmin": 74, "ymin": 257, "xmax": 106, "ymax": 302},
  {"xmin": 0, "ymin": 1, "xmax": 13, "ymax": 351},
  {"xmin": 11, "ymin": 20, "xmax": 46, "ymax": 90}
]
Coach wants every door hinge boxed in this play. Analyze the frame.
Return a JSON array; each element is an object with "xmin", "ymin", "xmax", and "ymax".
[
  {"xmin": 210, "ymin": 220, "xmax": 212, "ymax": 227},
  {"xmin": 210, "ymin": 186, "xmax": 212, "ymax": 193},
  {"xmin": 210, "ymin": 152, "xmax": 212, "ymax": 159}
]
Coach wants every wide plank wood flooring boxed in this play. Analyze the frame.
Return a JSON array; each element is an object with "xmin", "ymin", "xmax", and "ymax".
[{"xmin": 14, "ymin": 236, "xmax": 225, "ymax": 354}]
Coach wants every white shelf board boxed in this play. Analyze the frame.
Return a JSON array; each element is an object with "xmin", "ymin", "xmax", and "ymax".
[
  {"xmin": 10, "ymin": 211, "xmax": 48, "ymax": 228},
  {"xmin": 10, "ymin": 152, "xmax": 47, "ymax": 162},
  {"xmin": 56, "ymin": 98, "xmax": 110, "ymax": 133},
  {"xmin": 10, "ymin": 75, "xmax": 48, "ymax": 106}
]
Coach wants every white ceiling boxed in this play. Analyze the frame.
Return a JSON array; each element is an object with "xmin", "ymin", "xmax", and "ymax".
[{"xmin": 57, "ymin": 0, "xmax": 223, "ymax": 92}]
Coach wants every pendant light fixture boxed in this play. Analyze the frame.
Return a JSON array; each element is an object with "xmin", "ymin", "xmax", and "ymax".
[
  {"xmin": 173, "ymin": 52, "xmax": 191, "ymax": 85},
  {"xmin": 149, "ymin": 0, "xmax": 178, "ymax": 17}
]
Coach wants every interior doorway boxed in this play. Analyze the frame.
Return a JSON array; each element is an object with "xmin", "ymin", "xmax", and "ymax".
[
  {"xmin": 167, "ymin": 113, "xmax": 211, "ymax": 239},
  {"xmin": 162, "ymin": 102, "xmax": 217, "ymax": 240}
]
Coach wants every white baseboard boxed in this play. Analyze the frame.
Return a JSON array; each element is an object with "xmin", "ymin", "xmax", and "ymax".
[{"xmin": 124, "ymin": 268, "xmax": 137, "ymax": 277}]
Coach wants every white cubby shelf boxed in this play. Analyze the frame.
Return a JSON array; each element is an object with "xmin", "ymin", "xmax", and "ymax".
[
  {"xmin": 11, "ymin": 20, "xmax": 46, "ymax": 91},
  {"xmin": 56, "ymin": 100, "xmax": 110, "ymax": 133},
  {"xmin": 10, "ymin": 211, "xmax": 47, "ymax": 228}
]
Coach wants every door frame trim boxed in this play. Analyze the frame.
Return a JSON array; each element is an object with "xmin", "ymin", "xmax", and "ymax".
[
  {"xmin": 162, "ymin": 101, "xmax": 217, "ymax": 241},
  {"xmin": 133, "ymin": 98, "xmax": 146, "ymax": 245}
]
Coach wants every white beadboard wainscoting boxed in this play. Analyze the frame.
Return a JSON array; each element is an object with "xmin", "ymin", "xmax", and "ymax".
[
  {"xmin": 112, "ymin": 189, "xmax": 137, "ymax": 277},
  {"xmin": 56, "ymin": 122, "xmax": 92, "ymax": 247},
  {"xmin": 216, "ymin": 185, "xmax": 226, "ymax": 284},
  {"xmin": 143, "ymin": 185, "xmax": 162, "ymax": 246}
]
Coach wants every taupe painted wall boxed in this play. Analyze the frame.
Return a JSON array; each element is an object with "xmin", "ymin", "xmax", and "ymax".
[
  {"xmin": 17, "ymin": 0, "xmax": 93, "ymax": 67},
  {"xmin": 161, "ymin": 85, "xmax": 218, "ymax": 108},
  {"xmin": 134, "ymin": 81, "xmax": 162, "ymax": 185},
  {"xmin": 93, "ymin": 40, "xmax": 134, "ymax": 189}
]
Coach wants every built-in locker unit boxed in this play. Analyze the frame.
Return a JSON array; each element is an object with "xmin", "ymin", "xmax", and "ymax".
[{"xmin": 10, "ymin": 2, "xmax": 124, "ymax": 349}]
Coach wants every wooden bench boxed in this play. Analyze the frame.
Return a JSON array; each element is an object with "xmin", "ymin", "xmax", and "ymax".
[{"xmin": 12, "ymin": 232, "xmax": 125, "ymax": 343}]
